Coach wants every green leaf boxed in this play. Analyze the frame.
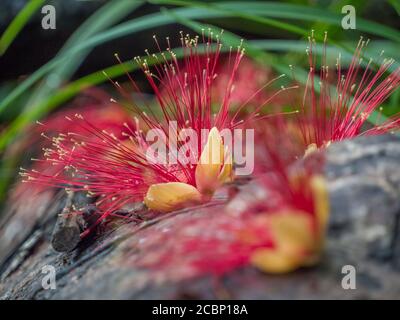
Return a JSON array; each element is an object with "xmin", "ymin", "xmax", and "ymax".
[
  {"xmin": 151, "ymin": 1, "xmax": 400, "ymax": 42},
  {"xmin": 27, "ymin": 0, "xmax": 143, "ymax": 111},
  {"xmin": 0, "ymin": 0, "xmax": 45, "ymax": 55},
  {"xmin": 0, "ymin": 0, "xmax": 142, "ymax": 117},
  {"xmin": 388, "ymin": 0, "xmax": 400, "ymax": 15}
]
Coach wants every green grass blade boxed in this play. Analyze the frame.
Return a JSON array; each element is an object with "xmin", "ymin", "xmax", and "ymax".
[
  {"xmin": 152, "ymin": 1, "xmax": 400, "ymax": 42},
  {"xmin": 27, "ymin": 0, "xmax": 143, "ymax": 110},
  {"xmin": 388, "ymin": 0, "xmax": 400, "ymax": 15},
  {"xmin": 0, "ymin": 0, "xmax": 45, "ymax": 55},
  {"xmin": 0, "ymin": 1, "xmax": 142, "ymax": 117}
]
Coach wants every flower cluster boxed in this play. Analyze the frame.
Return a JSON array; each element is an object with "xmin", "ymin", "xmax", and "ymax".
[
  {"xmin": 24, "ymin": 31, "xmax": 276, "ymax": 226},
  {"xmin": 21, "ymin": 31, "xmax": 400, "ymax": 278}
]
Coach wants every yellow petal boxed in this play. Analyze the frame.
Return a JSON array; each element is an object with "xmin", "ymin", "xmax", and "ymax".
[
  {"xmin": 195, "ymin": 127, "xmax": 224, "ymax": 195},
  {"xmin": 249, "ymin": 176, "xmax": 330, "ymax": 274},
  {"xmin": 250, "ymin": 248, "xmax": 301, "ymax": 274},
  {"xmin": 250, "ymin": 211, "xmax": 315, "ymax": 274},
  {"xmin": 144, "ymin": 182, "xmax": 201, "ymax": 213},
  {"xmin": 310, "ymin": 175, "xmax": 329, "ymax": 239},
  {"xmin": 218, "ymin": 146, "xmax": 234, "ymax": 184},
  {"xmin": 267, "ymin": 211, "xmax": 314, "ymax": 256},
  {"xmin": 289, "ymin": 173, "xmax": 330, "ymax": 238}
]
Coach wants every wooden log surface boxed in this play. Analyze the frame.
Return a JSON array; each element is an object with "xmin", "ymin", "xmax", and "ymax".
[{"xmin": 1, "ymin": 134, "xmax": 400, "ymax": 299}]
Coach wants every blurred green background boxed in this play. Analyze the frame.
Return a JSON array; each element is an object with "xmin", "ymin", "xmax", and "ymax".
[{"xmin": 0, "ymin": 0, "xmax": 399, "ymax": 204}]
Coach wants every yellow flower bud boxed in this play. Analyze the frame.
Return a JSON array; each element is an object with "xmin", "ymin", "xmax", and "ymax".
[{"xmin": 144, "ymin": 182, "xmax": 201, "ymax": 213}]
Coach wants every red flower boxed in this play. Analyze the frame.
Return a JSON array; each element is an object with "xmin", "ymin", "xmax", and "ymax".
[
  {"xmin": 24, "ymin": 31, "xmax": 279, "ymax": 230},
  {"xmin": 298, "ymin": 34, "xmax": 400, "ymax": 148}
]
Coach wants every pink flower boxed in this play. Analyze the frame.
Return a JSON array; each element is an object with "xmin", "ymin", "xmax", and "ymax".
[
  {"xmin": 24, "ymin": 31, "xmax": 275, "ymax": 231},
  {"xmin": 298, "ymin": 34, "xmax": 400, "ymax": 148}
]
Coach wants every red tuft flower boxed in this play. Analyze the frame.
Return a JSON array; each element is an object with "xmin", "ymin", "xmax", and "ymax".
[
  {"xmin": 297, "ymin": 34, "xmax": 400, "ymax": 148},
  {"xmin": 23, "ymin": 31, "xmax": 285, "ymax": 232}
]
